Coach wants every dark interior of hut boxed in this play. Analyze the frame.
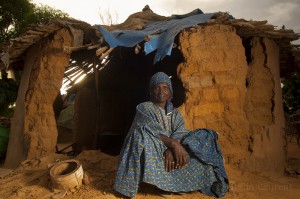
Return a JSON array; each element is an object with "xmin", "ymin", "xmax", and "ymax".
[{"xmin": 54, "ymin": 36, "xmax": 186, "ymax": 156}]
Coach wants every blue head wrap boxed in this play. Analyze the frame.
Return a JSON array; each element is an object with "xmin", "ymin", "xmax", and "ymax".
[{"xmin": 149, "ymin": 72, "xmax": 173, "ymax": 113}]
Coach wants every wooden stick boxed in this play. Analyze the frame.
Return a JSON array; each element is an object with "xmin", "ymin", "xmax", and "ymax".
[
  {"xmin": 26, "ymin": 30, "xmax": 45, "ymax": 36},
  {"xmin": 99, "ymin": 47, "xmax": 114, "ymax": 60},
  {"xmin": 63, "ymin": 44, "xmax": 92, "ymax": 54},
  {"xmin": 87, "ymin": 44, "xmax": 101, "ymax": 50},
  {"xmin": 96, "ymin": 46, "xmax": 108, "ymax": 56}
]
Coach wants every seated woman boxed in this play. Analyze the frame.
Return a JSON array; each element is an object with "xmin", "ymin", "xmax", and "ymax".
[{"xmin": 114, "ymin": 72, "xmax": 228, "ymax": 198}]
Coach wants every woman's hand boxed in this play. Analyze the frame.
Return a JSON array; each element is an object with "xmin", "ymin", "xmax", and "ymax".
[
  {"xmin": 169, "ymin": 140, "xmax": 189, "ymax": 168},
  {"xmin": 159, "ymin": 134, "xmax": 189, "ymax": 170},
  {"xmin": 164, "ymin": 149, "xmax": 176, "ymax": 172}
]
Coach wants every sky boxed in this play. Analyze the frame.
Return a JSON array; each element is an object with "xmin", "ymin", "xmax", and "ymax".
[{"xmin": 32, "ymin": 0, "xmax": 300, "ymax": 43}]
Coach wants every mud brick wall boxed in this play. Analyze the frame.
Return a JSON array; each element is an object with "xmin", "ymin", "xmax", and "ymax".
[
  {"xmin": 5, "ymin": 29, "xmax": 72, "ymax": 168},
  {"xmin": 177, "ymin": 24, "xmax": 285, "ymax": 174}
]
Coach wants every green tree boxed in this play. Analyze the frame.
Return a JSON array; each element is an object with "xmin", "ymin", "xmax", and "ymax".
[
  {"xmin": 0, "ymin": 0, "xmax": 69, "ymax": 44},
  {"xmin": 282, "ymin": 73, "xmax": 300, "ymax": 113},
  {"xmin": 17, "ymin": 4, "xmax": 69, "ymax": 36},
  {"xmin": 0, "ymin": 0, "xmax": 33, "ymax": 43},
  {"xmin": 0, "ymin": 0, "xmax": 69, "ymax": 116},
  {"xmin": 0, "ymin": 71, "xmax": 19, "ymax": 116}
]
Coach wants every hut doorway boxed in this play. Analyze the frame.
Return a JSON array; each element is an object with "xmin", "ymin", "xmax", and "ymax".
[{"xmin": 67, "ymin": 39, "xmax": 185, "ymax": 155}]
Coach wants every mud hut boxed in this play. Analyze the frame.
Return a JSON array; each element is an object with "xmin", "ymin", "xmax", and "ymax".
[{"xmin": 1, "ymin": 6, "xmax": 299, "ymax": 176}]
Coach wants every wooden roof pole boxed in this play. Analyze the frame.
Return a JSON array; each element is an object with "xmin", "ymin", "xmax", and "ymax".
[{"xmin": 93, "ymin": 58, "xmax": 100, "ymax": 149}]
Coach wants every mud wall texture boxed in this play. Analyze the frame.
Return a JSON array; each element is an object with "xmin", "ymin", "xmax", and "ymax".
[
  {"xmin": 177, "ymin": 24, "xmax": 285, "ymax": 174},
  {"xmin": 244, "ymin": 37, "xmax": 286, "ymax": 174},
  {"xmin": 5, "ymin": 29, "xmax": 72, "ymax": 168}
]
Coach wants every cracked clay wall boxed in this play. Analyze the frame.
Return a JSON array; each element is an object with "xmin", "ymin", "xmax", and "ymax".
[
  {"xmin": 244, "ymin": 37, "xmax": 286, "ymax": 174},
  {"xmin": 177, "ymin": 24, "xmax": 286, "ymax": 174},
  {"xmin": 4, "ymin": 29, "xmax": 72, "ymax": 168}
]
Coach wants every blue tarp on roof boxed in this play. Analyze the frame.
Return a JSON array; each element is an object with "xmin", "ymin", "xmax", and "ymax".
[{"xmin": 96, "ymin": 9, "xmax": 216, "ymax": 64}]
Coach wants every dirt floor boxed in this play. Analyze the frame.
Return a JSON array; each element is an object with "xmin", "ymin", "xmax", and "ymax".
[{"xmin": 0, "ymin": 137, "xmax": 299, "ymax": 199}]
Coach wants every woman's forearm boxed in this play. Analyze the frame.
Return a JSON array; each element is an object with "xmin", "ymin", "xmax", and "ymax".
[
  {"xmin": 159, "ymin": 134, "xmax": 178, "ymax": 149},
  {"xmin": 160, "ymin": 134, "xmax": 189, "ymax": 168}
]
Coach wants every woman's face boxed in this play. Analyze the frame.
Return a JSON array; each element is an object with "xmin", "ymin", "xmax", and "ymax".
[{"xmin": 150, "ymin": 82, "xmax": 171, "ymax": 104}]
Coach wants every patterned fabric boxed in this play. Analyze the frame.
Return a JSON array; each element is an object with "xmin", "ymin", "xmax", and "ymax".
[{"xmin": 114, "ymin": 102, "xmax": 229, "ymax": 198}]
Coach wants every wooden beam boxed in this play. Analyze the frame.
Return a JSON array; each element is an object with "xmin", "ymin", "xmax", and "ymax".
[
  {"xmin": 93, "ymin": 58, "xmax": 100, "ymax": 149},
  {"xmin": 96, "ymin": 46, "xmax": 108, "ymax": 56},
  {"xmin": 99, "ymin": 47, "xmax": 114, "ymax": 60},
  {"xmin": 63, "ymin": 43, "xmax": 92, "ymax": 54},
  {"xmin": 87, "ymin": 44, "xmax": 101, "ymax": 50}
]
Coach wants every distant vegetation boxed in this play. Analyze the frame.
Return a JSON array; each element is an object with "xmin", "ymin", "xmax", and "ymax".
[
  {"xmin": 0, "ymin": 0, "xmax": 70, "ymax": 117},
  {"xmin": 0, "ymin": 72, "xmax": 19, "ymax": 117},
  {"xmin": 98, "ymin": 8, "xmax": 119, "ymax": 25},
  {"xmin": 282, "ymin": 73, "xmax": 300, "ymax": 113},
  {"xmin": 0, "ymin": 0, "xmax": 70, "ymax": 45}
]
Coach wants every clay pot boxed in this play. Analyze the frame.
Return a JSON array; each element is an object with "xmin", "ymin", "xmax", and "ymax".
[{"xmin": 50, "ymin": 159, "xmax": 83, "ymax": 190}]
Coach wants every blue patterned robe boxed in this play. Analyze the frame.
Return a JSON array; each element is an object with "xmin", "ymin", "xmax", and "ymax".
[{"xmin": 114, "ymin": 102, "xmax": 228, "ymax": 198}]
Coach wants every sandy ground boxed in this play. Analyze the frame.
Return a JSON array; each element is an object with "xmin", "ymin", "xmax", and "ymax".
[{"xmin": 0, "ymin": 138, "xmax": 299, "ymax": 199}]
